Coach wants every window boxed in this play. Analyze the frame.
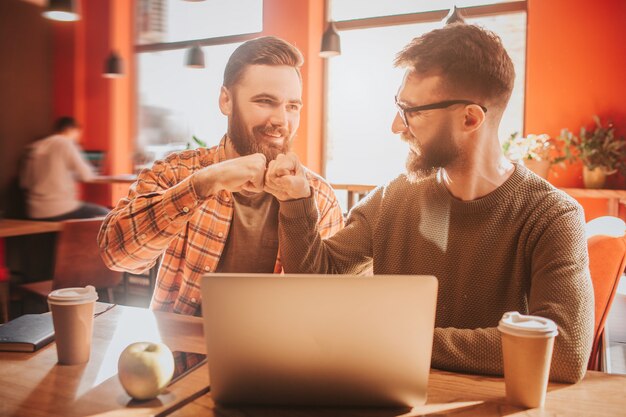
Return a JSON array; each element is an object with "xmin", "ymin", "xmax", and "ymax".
[
  {"xmin": 135, "ymin": 0, "xmax": 262, "ymax": 168},
  {"xmin": 137, "ymin": 44, "xmax": 241, "ymax": 164},
  {"xmin": 325, "ymin": 2, "xmax": 527, "ymax": 193}
]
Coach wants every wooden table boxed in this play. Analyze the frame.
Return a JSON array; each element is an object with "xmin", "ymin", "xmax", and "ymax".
[
  {"xmin": 0, "ymin": 220, "xmax": 62, "ymax": 322},
  {"xmin": 0, "ymin": 303, "xmax": 209, "ymax": 417},
  {"xmin": 85, "ymin": 174, "xmax": 138, "ymax": 184},
  {"xmin": 0, "ymin": 219, "xmax": 62, "ymax": 238},
  {"xmin": 2, "ymin": 304, "xmax": 626, "ymax": 416},
  {"xmin": 561, "ymin": 188, "xmax": 626, "ymax": 217},
  {"xmin": 170, "ymin": 370, "xmax": 626, "ymax": 417}
]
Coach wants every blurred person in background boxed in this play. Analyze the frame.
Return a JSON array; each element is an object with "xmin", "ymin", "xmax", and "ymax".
[{"xmin": 20, "ymin": 116, "xmax": 110, "ymax": 220}]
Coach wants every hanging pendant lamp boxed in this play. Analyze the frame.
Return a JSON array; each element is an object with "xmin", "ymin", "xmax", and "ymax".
[
  {"xmin": 103, "ymin": 51, "xmax": 124, "ymax": 78},
  {"xmin": 320, "ymin": 21, "xmax": 341, "ymax": 58},
  {"xmin": 43, "ymin": 0, "xmax": 80, "ymax": 22},
  {"xmin": 185, "ymin": 44, "xmax": 205, "ymax": 68},
  {"xmin": 444, "ymin": 6, "xmax": 466, "ymax": 25}
]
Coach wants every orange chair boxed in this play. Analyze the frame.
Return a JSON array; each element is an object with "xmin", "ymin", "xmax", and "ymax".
[
  {"xmin": 19, "ymin": 218, "xmax": 122, "ymax": 305},
  {"xmin": 585, "ymin": 216, "xmax": 626, "ymax": 371}
]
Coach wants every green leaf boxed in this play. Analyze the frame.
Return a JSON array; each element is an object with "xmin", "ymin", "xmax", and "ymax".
[{"xmin": 192, "ymin": 135, "xmax": 207, "ymax": 148}]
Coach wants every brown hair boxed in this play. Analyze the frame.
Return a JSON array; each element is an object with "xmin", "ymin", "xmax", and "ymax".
[
  {"xmin": 394, "ymin": 24, "xmax": 515, "ymax": 108},
  {"xmin": 54, "ymin": 116, "xmax": 78, "ymax": 133},
  {"xmin": 223, "ymin": 36, "xmax": 304, "ymax": 88}
]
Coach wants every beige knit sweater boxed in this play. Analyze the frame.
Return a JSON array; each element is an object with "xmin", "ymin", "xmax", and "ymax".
[{"xmin": 279, "ymin": 164, "xmax": 594, "ymax": 383}]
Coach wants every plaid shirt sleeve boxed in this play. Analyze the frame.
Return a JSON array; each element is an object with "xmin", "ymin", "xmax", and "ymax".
[{"xmin": 98, "ymin": 148, "xmax": 212, "ymax": 275}]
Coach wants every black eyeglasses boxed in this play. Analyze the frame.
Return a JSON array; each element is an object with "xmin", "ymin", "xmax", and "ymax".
[{"xmin": 394, "ymin": 96, "xmax": 487, "ymax": 127}]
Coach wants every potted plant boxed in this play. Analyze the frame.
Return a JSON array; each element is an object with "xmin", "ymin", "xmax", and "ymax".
[
  {"xmin": 557, "ymin": 116, "xmax": 626, "ymax": 188},
  {"xmin": 502, "ymin": 132, "xmax": 556, "ymax": 179}
]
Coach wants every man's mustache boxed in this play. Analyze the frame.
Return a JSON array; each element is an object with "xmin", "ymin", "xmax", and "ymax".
[{"xmin": 255, "ymin": 125, "xmax": 288, "ymax": 137}]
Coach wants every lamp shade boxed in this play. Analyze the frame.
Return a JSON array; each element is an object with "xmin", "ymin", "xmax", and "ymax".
[
  {"xmin": 444, "ymin": 6, "xmax": 465, "ymax": 25},
  {"xmin": 43, "ymin": 0, "xmax": 80, "ymax": 22},
  {"xmin": 103, "ymin": 51, "xmax": 123, "ymax": 78},
  {"xmin": 320, "ymin": 21, "xmax": 341, "ymax": 58},
  {"xmin": 185, "ymin": 44, "xmax": 205, "ymax": 68}
]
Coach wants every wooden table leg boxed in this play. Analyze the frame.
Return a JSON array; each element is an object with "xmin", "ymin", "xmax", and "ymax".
[{"xmin": 347, "ymin": 191, "xmax": 355, "ymax": 211}]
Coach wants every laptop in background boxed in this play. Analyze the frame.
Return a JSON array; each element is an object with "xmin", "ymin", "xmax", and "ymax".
[
  {"xmin": 82, "ymin": 150, "xmax": 105, "ymax": 175},
  {"xmin": 201, "ymin": 273, "xmax": 438, "ymax": 407}
]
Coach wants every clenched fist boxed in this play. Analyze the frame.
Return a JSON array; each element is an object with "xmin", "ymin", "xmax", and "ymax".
[
  {"xmin": 264, "ymin": 152, "xmax": 311, "ymax": 201},
  {"xmin": 192, "ymin": 153, "xmax": 267, "ymax": 198}
]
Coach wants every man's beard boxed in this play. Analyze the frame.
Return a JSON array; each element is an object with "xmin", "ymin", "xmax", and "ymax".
[
  {"xmin": 404, "ymin": 125, "xmax": 459, "ymax": 182},
  {"xmin": 228, "ymin": 102, "xmax": 293, "ymax": 161}
]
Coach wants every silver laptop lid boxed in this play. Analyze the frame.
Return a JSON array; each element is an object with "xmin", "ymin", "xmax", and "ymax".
[{"xmin": 201, "ymin": 273, "xmax": 438, "ymax": 407}]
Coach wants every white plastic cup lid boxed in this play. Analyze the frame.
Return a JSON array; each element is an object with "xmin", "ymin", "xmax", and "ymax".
[
  {"xmin": 497, "ymin": 311, "xmax": 558, "ymax": 338},
  {"xmin": 48, "ymin": 285, "xmax": 99, "ymax": 305}
]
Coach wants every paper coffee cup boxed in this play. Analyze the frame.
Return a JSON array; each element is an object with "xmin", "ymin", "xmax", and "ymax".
[
  {"xmin": 498, "ymin": 312, "xmax": 558, "ymax": 408},
  {"xmin": 48, "ymin": 286, "xmax": 98, "ymax": 365}
]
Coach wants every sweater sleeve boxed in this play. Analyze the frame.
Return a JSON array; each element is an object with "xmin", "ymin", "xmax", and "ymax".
[
  {"xmin": 526, "ymin": 202, "xmax": 594, "ymax": 382},
  {"xmin": 432, "ymin": 202, "xmax": 594, "ymax": 383},
  {"xmin": 98, "ymin": 153, "xmax": 205, "ymax": 274},
  {"xmin": 279, "ymin": 190, "xmax": 377, "ymax": 274}
]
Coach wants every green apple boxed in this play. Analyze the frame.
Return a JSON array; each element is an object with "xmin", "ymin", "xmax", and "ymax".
[{"xmin": 118, "ymin": 341, "xmax": 175, "ymax": 401}]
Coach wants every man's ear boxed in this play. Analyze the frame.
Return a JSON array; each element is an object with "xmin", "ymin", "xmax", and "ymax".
[
  {"xmin": 462, "ymin": 104, "xmax": 486, "ymax": 133},
  {"xmin": 219, "ymin": 86, "xmax": 232, "ymax": 116}
]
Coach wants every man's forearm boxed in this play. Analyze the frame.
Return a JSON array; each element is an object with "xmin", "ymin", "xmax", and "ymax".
[
  {"xmin": 431, "ymin": 327, "xmax": 504, "ymax": 377},
  {"xmin": 279, "ymin": 195, "xmax": 373, "ymax": 274},
  {"xmin": 279, "ymin": 196, "xmax": 338, "ymax": 273},
  {"xmin": 98, "ymin": 176, "xmax": 199, "ymax": 273}
]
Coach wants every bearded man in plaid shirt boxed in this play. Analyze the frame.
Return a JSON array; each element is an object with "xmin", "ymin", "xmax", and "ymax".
[{"xmin": 98, "ymin": 37, "xmax": 344, "ymax": 316}]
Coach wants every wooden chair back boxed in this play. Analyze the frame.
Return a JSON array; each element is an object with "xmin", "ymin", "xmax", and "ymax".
[{"xmin": 52, "ymin": 218, "xmax": 122, "ymax": 291}]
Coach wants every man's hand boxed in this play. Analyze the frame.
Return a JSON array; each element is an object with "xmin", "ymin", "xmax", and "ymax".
[
  {"xmin": 192, "ymin": 153, "xmax": 267, "ymax": 198},
  {"xmin": 264, "ymin": 152, "xmax": 311, "ymax": 201}
]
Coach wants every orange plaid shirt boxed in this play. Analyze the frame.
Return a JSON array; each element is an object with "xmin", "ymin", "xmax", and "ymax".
[{"xmin": 98, "ymin": 138, "xmax": 344, "ymax": 315}]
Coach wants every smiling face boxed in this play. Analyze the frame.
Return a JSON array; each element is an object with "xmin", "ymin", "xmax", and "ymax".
[
  {"xmin": 220, "ymin": 64, "xmax": 302, "ymax": 161},
  {"xmin": 392, "ymin": 70, "xmax": 462, "ymax": 181}
]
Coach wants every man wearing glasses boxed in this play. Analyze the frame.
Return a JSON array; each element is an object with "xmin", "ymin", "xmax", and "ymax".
[{"xmin": 265, "ymin": 24, "xmax": 593, "ymax": 383}]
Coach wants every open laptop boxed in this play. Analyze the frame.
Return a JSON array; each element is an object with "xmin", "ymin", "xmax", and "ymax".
[{"xmin": 200, "ymin": 273, "xmax": 438, "ymax": 407}]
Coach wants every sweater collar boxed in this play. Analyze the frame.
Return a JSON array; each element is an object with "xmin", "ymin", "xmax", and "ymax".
[{"xmin": 432, "ymin": 162, "xmax": 529, "ymax": 213}]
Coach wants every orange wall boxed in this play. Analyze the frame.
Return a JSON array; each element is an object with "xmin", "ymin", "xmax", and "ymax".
[
  {"xmin": 80, "ymin": 0, "xmax": 113, "ymax": 206},
  {"xmin": 52, "ymin": 21, "xmax": 75, "ymax": 119},
  {"xmin": 526, "ymin": 0, "xmax": 626, "ymax": 220},
  {"xmin": 109, "ymin": 0, "xmax": 135, "ymax": 202}
]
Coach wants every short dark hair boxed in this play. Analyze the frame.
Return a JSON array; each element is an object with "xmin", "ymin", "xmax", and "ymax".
[
  {"xmin": 54, "ymin": 116, "xmax": 78, "ymax": 133},
  {"xmin": 394, "ymin": 24, "xmax": 515, "ymax": 109},
  {"xmin": 223, "ymin": 36, "xmax": 304, "ymax": 88}
]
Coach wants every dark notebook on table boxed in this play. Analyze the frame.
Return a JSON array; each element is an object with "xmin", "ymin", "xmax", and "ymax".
[{"xmin": 0, "ymin": 313, "xmax": 55, "ymax": 352}]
